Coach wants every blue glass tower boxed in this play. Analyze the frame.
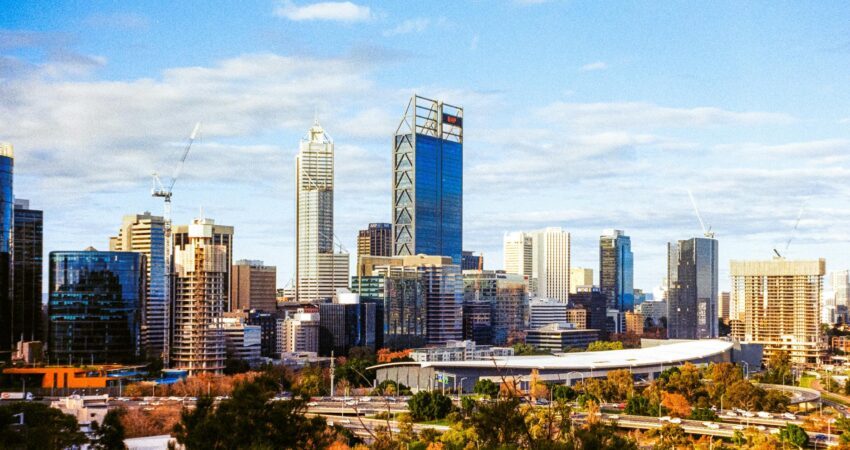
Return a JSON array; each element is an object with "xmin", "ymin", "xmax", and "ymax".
[
  {"xmin": 599, "ymin": 229, "xmax": 634, "ymax": 312},
  {"xmin": 48, "ymin": 249, "xmax": 146, "ymax": 364},
  {"xmin": 393, "ymin": 95, "xmax": 463, "ymax": 264},
  {"xmin": 0, "ymin": 145, "xmax": 13, "ymax": 360}
]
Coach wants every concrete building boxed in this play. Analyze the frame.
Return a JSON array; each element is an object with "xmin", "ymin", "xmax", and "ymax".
[
  {"xmin": 718, "ymin": 292, "xmax": 731, "ymax": 321},
  {"xmin": 625, "ymin": 311, "xmax": 644, "ymax": 335},
  {"xmin": 667, "ymin": 237, "xmax": 718, "ymax": 339},
  {"xmin": 599, "ymin": 229, "xmax": 634, "ymax": 333},
  {"xmin": 462, "ymin": 270, "xmax": 528, "ymax": 345},
  {"xmin": 529, "ymin": 299, "xmax": 568, "ymax": 330},
  {"xmin": 526, "ymin": 323, "xmax": 599, "ymax": 352},
  {"xmin": 565, "ymin": 308, "xmax": 587, "ymax": 329},
  {"xmin": 410, "ymin": 340, "xmax": 513, "ymax": 362},
  {"xmin": 222, "ymin": 314, "xmax": 262, "ymax": 365},
  {"xmin": 358, "ymin": 223, "xmax": 392, "ymax": 258},
  {"xmin": 295, "ymin": 120, "xmax": 350, "ymax": 302},
  {"xmin": 12, "ymin": 199, "xmax": 43, "ymax": 345},
  {"xmin": 281, "ymin": 308, "xmax": 319, "ymax": 353},
  {"xmin": 570, "ymin": 267, "xmax": 593, "ymax": 294},
  {"xmin": 392, "ymin": 95, "xmax": 463, "ymax": 264},
  {"xmin": 109, "ymin": 212, "xmax": 168, "ymax": 360},
  {"xmin": 170, "ymin": 218, "xmax": 233, "ymax": 375},
  {"xmin": 504, "ymin": 228, "xmax": 570, "ymax": 302},
  {"xmin": 636, "ymin": 300, "xmax": 667, "ymax": 328},
  {"xmin": 230, "ymin": 259, "xmax": 276, "ymax": 312},
  {"xmin": 730, "ymin": 258, "xmax": 825, "ymax": 365},
  {"xmin": 503, "ymin": 231, "xmax": 533, "ymax": 282}
]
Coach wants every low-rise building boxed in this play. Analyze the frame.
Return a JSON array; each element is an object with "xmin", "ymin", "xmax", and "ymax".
[
  {"xmin": 528, "ymin": 299, "xmax": 567, "ymax": 330},
  {"xmin": 565, "ymin": 308, "xmax": 587, "ymax": 329},
  {"xmin": 410, "ymin": 340, "xmax": 514, "ymax": 362},
  {"xmin": 525, "ymin": 323, "xmax": 599, "ymax": 352}
]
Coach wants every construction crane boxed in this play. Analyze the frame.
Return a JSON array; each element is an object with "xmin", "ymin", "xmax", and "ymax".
[
  {"xmin": 150, "ymin": 122, "xmax": 201, "ymax": 364},
  {"xmin": 687, "ymin": 189, "xmax": 715, "ymax": 239},
  {"xmin": 773, "ymin": 202, "xmax": 806, "ymax": 258}
]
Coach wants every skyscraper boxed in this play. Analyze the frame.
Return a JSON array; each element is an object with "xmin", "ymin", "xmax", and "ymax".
[
  {"xmin": 730, "ymin": 258, "xmax": 825, "ymax": 365},
  {"xmin": 504, "ymin": 231, "xmax": 533, "ymax": 289},
  {"xmin": 170, "ymin": 218, "xmax": 233, "ymax": 375},
  {"xmin": 296, "ymin": 120, "xmax": 350, "ymax": 302},
  {"xmin": 504, "ymin": 228, "xmax": 570, "ymax": 301},
  {"xmin": 230, "ymin": 259, "xmax": 277, "ymax": 312},
  {"xmin": 281, "ymin": 308, "xmax": 319, "ymax": 353},
  {"xmin": 318, "ymin": 293, "xmax": 376, "ymax": 356},
  {"xmin": 667, "ymin": 237, "xmax": 719, "ymax": 339},
  {"xmin": 109, "ymin": 212, "xmax": 168, "ymax": 360},
  {"xmin": 48, "ymin": 249, "xmax": 146, "ymax": 364},
  {"xmin": 0, "ymin": 144, "xmax": 13, "ymax": 360},
  {"xmin": 569, "ymin": 267, "xmax": 593, "ymax": 294},
  {"xmin": 392, "ymin": 95, "xmax": 463, "ymax": 264},
  {"xmin": 463, "ymin": 270, "xmax": 528, "ymax": 345},
  {"xmin": 12, "ymin": 199, "xmax": 42, "ymax": 344},
  {"xmin": 358, "ymin": 223, "xmax": 392, "ymax": 258},
  {"xmin": 461, "ymin": 251, "xmax": 483, "ymax": 271},
  {"xmin": 599, "ymin": 229, "xmax": 634, "ymax": 332}
]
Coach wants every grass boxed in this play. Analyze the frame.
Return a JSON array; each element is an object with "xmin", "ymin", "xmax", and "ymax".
[
  {"xmin": 417, "ymin": 418, "xmax": 453, "ymax": 426},
  {"xmin": 799, "ymin": 375, "xmax": 816, "ymax": 388}
]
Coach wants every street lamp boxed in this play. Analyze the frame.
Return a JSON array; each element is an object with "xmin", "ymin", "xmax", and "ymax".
[
  {"xmin": 565, "ymin": 371, "xmax": 584, "ymax": 386},
  {"xmin": 457, "ymin": 377, "xmax": 467, "ymax": 402},
  {"xmin": 740, "ymin": 361, "xmax": 750, "ymax": 379}
]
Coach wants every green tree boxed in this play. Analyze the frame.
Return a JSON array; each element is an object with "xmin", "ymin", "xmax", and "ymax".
[
  {"xmin": 573, "ymin": 422, "xmax": 639, "ymax": 450},
  {"xmin": 468, "ymin": 398, "xmax": 527, "ymax": 448},
  {"xmin": 688, "ymin": 407, "xmax": 716, "ymax": 421},
  {"xmin": 761, "ymin": 350, "xmax": 792, "ymax": 385},
  {"xmin": 587, "ymin": 341, "xmax": 624, "ymax": 351},
  {"xmin": 90, "ymin": 408, "xmax": 127, "ymax": 450},
  {"xmin": 779, "ymin": 423, "xmax": 809, "ymax": 449},
  {"xmin": 222, "ymin": 358, "xmax": 250, "ymax": 375},
  {"xmin": 624, "ymin": 395, "xmax": 656, "ymax": 416},
  {"xmin": 407, "ymin": 391, "xmax": 454, "ymax": 421},
  {"xmin": 552, "ymin": 384, "xmax": 576, "ymax": 402},
  {"xmin": 512, "ymin": 342, "xmax": 545, "ymax": 355},
  {"xmin": 335, "ymin": 347, "xmax": 378, "ymax": 387},
  {"xmin": 648, "ymin": 423, "xmax": 689, "ymax": 450},
  {"xmin": 0, "ymin": 401, "xmax": 87, "ymax": 450},
  {"xmin": 473, "ymin": 379, "xmax": 499, "ymax": 399}
]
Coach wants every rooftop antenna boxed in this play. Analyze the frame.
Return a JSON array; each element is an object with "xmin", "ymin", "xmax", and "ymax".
[{"xmin": 687, "ymin": 189, "xmax": 715, "ymax": 238}]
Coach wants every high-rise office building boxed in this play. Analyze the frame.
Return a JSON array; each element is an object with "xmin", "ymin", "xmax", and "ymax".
[
  {"xmin": 170, "ymin": 218, "xmax": 233, "ymax": 375},
  {"xmin": 0, "ymin": 144, "xmax": 13, "ymax": 359},
  {"xmin": 109, "ymin": 212, "xmax": 167, "ymax": 359},
  {"xmin": 667, "ymin": 237, "xmax": 719, "ymax": 339},
  {"xmin": 296, "ymin": 120, "xmax": 350, "ymax": 302},
  {"xmin": 355, "ymin": 255, "xmax": 462, "ymax": 347},
  {"xmin": 832, "ymin": 270, "xmax": 850, "ymax": 308},
  {"xmin": 463, "ymin": 270, "xmax": 528, "ymax": 345},
  {"xmin": 529, "ymin": 299, "xmax": 568, "ymax": 329},
  {"xmin": 570, "ymin": 268, "xmax": 593, "ymax": 294},
  {"xmin": 392, "ymin": 95, "xmax": 463, "ymax": 264},
  {"xmin": 11, "ymin": 199, "xmax": 42, "ymax": 344},
  {"xmin": 503, "ymin": 232, "xmax": 533, "ymax": 281},
  {"xmin": 569, "ymin": 286, "xmax": 608, "ymax": 335},
  {"xmin": 358, "ymin": 223, "xmax": 392, "ymax": 258},
  {"xmin": 599, "ymin": 229, "xmax": 633, "ymax": 332},
  {"xmin": 730, "ymin": 258, "xmax": 825, "ymax": 365},
  {"xmin": 461, "ymin": 251, "xmax": 483, "ymax": 271},
  {"xmin": 636, "ymin": 300, "xmax": 667, "ymax": 328},
  {"xmin": 717, "ymin": 292, "xmax": 731, "ymax": 321},
  {"xmin": 281, "ymin": 308, "xmax": 319, "ymax": 353},
  {"xmin": 247, "ymin": 310, "xmax": 281, "ymax": 358},
  {"xmin": 230, "ymin": 259, "xmax": 276, "ymax": 312},
  {"xmin": 318, "ymin": 293, "xmax": 376, "ymax": 356},
  {"xmin": 221, "ymin": 314, "xmax": 262, "ymax": 365},
  {"xmin": 625, "ymin": 311, "xmax": 644, "ymax": 335},
  {"xmin": 48, "ymin": 249, "xmax": 146, "ymax": 364}
]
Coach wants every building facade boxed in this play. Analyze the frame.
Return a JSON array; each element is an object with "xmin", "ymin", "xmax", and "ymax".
[
  {"xmin": 0, "ymin": 144, "xmax": 13, "ymax": 359},
  {"xmin": 525, "ymin": 324, "xmax": 599, "ymax": 352},
  {"xmin": 296, "ymin": 120, "xmax": 350, "ymax": 302},
  {"xmin": 230, "ymin": 259, "xmax": 276, "ymax": 312},
  {"xmin": 318, "ymin": 298, "xmax": 376, "ymax": 356},
  {"xmin": 599, "ymin": 229, "xmax": 634, "ymax": 332},
  {"xmin": 358, "ymin": 223, "xmax": 392, "ymax": 258},
  {"xmin": 463, "ymin": 270, "xmax": 528, "ymax": 345},
  {"xmin": 11, "ymin": 199, "xmax": 42, "ymax": 344},
  {"xmin": 247, "ymin": 310, "xmax": 281, "ymax": 358},
  {"xmin": 570, "ymin": 267, "xmax": 593, "ymax": 294},
  {"xmin": 170, "ymin": 218, "xmax": 233, "ymax": 375},
  {"xmin": 392, "ymin": 95, "xmax": 463, "ymax": 264},
  {"xmin": 281, "ymin": 308, "xmax": 319, "ymax": 353},
  {"xmin": 529, "ymin": 299, "xmax": 568, "ymax": 330},
  {"xmin": 109, "ymin": 212, "xmax": 168, "ymax": 359},
  {"xmin": 503, "ymin": 232, "xmax": 533, "ymax": 282},
  {"xmin": 667, "ymin": 237, "xmax": 719, "ymax": 339},
  {"xmin": 717, "ymin": 292, "xmax": 731, "ymax": 321},
  {"xmin": 636, "ymin": 300, "xmax": 667, "ymax": 328},
  {"xmin": 461, "ymin": 251, "xmax": 483, "ymax": 271},
  {"xmin": 48, "ymin": 249, "xmax": 146, "ymax": 364},
  {"xmin": 569, "ymin": 286, "xmax": 608, "ymax": 335},
  {"xmin": 730, "ymin": 258, "xmax": 825, "ymax": 365}
]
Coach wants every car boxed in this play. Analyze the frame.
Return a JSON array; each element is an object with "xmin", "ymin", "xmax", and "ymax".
[
  {"xmin": 741, "ymin": 411, "xmax": 755, "ymax": 418},
  {"xmin": 360, "ymin": 397, "xmax": 371, "ymax": 402},
  {"xmin": 344, "ymin": 400, "xmax": 357, "ymax": 406},
  {"xmin": 659, "ymin": 416, "xmax": 671, "ymax": 422},
  {"xmin": 756, "ymin": 425, "xmax": 766, "ymax": 431},
  {"xmin": 783, "ymin": 413, "xmax": 797, "ymax": 420},
  {"xmin": 769, "ymin": 428, "xmax": 780, "ymax": 435},
  {"xmin": 139, "ymin": 401, "xmax": 149, "ymax": 406},
  {"xmin": 306, "ymin": 402, "xmax": 319, "ymax": 407},
  {"xmin": 757, "ymin": 411, "xmax": 772, "ymax": 418},
  {"xmin": 703, "ymin": 422, "xmax": 719, "ymax": 429},
  {"xmin": 733, "ymin": 425, "xmax": 745, "ymax": 431},
  {"xmin": 670, "ymin": 418, "xmax": 682, "ymax": 424},
  {"xmin": 608, "ymin": 415, "xmax": 619, "ymax": 420}
]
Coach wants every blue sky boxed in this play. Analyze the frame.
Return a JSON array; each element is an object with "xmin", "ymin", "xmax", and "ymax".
[{"xmin": 3, "ymin": 1, "xmax": 850, "ymax": 293}]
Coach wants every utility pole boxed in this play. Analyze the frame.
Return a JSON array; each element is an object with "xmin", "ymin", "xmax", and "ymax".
[{"xmin": 330, "ymin": 350, "xmax": 335, "ymax": 397}]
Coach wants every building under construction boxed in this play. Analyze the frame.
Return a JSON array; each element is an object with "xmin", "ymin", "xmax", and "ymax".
[
  {"xmin": 170, "ymin": 218, "xmax": 233, "ymax": 375},
  {"xmin": 729, "ymin": 258, "xmax": 825, "ymax": 365}
]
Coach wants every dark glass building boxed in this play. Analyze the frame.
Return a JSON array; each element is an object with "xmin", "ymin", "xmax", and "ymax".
[
  {"xmin": 392, "ymin": 95, "xmax": 463, "ymax": 264},
  {"xmin": 12, "ymin": 199, "xmax": 43, "ymax": 344},
  {"xmin": 461, "ymin": 251, "xmax": 483, "ymax": 271},
  {"xmin": 0, "ymin": 145, "xmax": 12, "ymax": 359},
  {"xmin": 48, "ymin": 249, "xmax": 146, "ymax": 364},
  {"xmin": 358, "ymin": 223, "xmax": 392, "ymax": 258},
  {"xmin": 247, "ymin": 310, "xmax": 281, "ymax": 358},
  {"xmin": 569, "ymin": 286, "xmax": 608, "ymax": 337},
  {"xmin": 599, "ymin": 229, "xmax": 633, "ymax": 333},
  {"xmin": 353, "ymin": 271, "xmax": 425, "ymax": 350},
  {"xmin": 318, "ymin": 301, "xmax": 376, "ymax": 356},
  {"xmin": 667, "ymin": 237, "xmax": 718, "ymax": 339}
]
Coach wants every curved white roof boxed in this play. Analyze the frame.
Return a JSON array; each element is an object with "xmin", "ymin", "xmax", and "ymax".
[{"xmin": 370, "ymin": 340, "xmax": 733, "ymax": 372}]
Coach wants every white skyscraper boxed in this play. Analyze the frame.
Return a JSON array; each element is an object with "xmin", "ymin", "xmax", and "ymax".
[
  {"xmin": 503, "ymin": 227, "xmax": 571, "ymax": 302},
  {"xmin": 295, "ymin": 120, "xmax": 350, "ymax": 302}
]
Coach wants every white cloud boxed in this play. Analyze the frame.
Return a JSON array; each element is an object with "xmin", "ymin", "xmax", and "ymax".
[
  {"xmin": 383, "ymin": 18, "xmax": 429, "ymax": 37},
  {"xmin": 470, "ymin": 33, "xmax": 479, "ymax": 51},
  {"xmin": 579, "ymin": 61, "xmax": 608, "ymax": 72},
  {"xmin": 274, "ymin": 1, "xmax": 372, "ymax": 22},
  {"xmin": 537, "ymin": 101, "xmax": 796, "ymax": 130}
]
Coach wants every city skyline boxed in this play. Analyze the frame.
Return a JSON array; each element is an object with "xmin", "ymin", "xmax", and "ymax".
[{"xmin": 5, "ymin": 2, "xmax": 850, "ymax": 293}]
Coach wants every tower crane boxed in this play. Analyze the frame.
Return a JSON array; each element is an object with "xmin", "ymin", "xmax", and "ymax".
[
  {"xmin": 687, "ymin": 189, "xmax": 715, "ymax": 239},
  {"xmin": 773, "ymin": 202, "xmax": 806, "ymax": 258},
  {"xmin": 150, "ymin": 122, "xmax": 201, "ymax": 364}
]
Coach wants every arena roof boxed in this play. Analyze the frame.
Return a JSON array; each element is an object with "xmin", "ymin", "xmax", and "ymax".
[{"xmin": 369, "ymin": 339, "xmax": 734, "ymax": 372}]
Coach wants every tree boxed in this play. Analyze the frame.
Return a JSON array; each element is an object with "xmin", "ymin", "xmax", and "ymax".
[
  {"xmin": 625, "ymin": 395, "xmax": 656, "ymax": 416},
  {"xmin": 660, "ymin": 392, "xmax": 691, "ymax": 418},
  {"xmin": 293, "ymin": 366, "xmax": 327, "ymax": 397},
  {"xmin": 529, "ymin": 369, "xmax": 549, "ymax": 401},
  {"xmin": 91, "ymin": 408, "xmax": 127, "ymax": 450},
  {"xmin": 0, "ymin": 401, "xmax": 88, "ymax": 450},
  {"xmin": 223, "ymin": 358, "xmax": 250, "ymax": 375},
  {"xmin": 552, "ymin": 384, "xmax": 576, "ymax": 402},
  {"xmin": 761, "ymin": 350, "xmax": 792, "ymax": 385},
  {"xmin": 468, "ymin": 398, "xmax": 527, "ymax": 448},
  {"xmin": 688, "ymin": 407, "xmax": 716, "ymax": 421},
  {"xmin": 606, "ymin": 369, "xmax": 635, "ymax": 401},
  {"xmin": 587, "ymin": 341, "xmax": 624, "ymax": 351},
  {"xmin": 473, "ymin": 379, "xmax": 499, "ymax": 399},
  {"xmin": 779, "ymin": 423, "xmax": 809, "ymax": 449},
  {"xmin": 648, "ymin": 423, "xmax": 689, "ymax": 450},
  {"xmin": 512, "ymin": 342, "xmax": 543, "ymax": 355},
  {"xmin": 407, "ymin": 391, "xmax": 454, "ymax": 422}
]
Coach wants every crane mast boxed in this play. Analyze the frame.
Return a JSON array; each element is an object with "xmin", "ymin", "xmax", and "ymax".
[{"xmin": 151, "ymin": 122, "xmax": 201, "ymax": 365}]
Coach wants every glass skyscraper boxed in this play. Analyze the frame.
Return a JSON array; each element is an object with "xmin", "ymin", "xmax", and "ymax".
[
  {"xmin": 48, "ymin": 249, "xmax": 146, "ymax": 364},
  {"xmin": 667, "ymin": 237, "xmax": 718, "ymax": 339},
  {"xmin": 392, "ymin": 95, "xmax": 463, "ymax": 264},
  {"xmin": 12, "ymin": 199, "xmax": 43, "ymax": 344},
  {"xmin": 599, "ymin": 229, "xmax": 634, "ymax": 333},
  {"xmin": 0, "ymin": 144, "xmax": 13, "ymax": 360}
]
